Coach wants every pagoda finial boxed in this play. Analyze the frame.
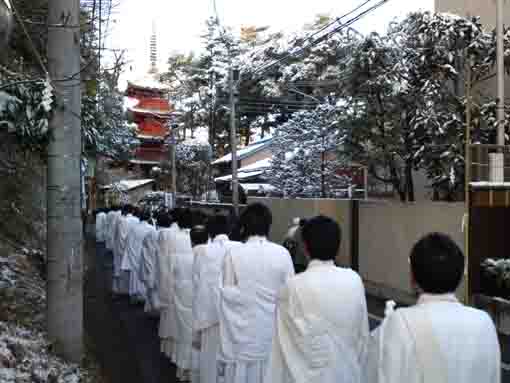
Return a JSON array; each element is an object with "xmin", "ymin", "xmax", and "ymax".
[{"xmin": 149, "ymin": 19, "xmax": 158, "ymax": 74}]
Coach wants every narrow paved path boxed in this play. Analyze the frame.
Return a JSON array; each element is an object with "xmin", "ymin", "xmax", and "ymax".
[{"xmin": 84, "ymin": 239, "xmax": 176, "ymax": 383}]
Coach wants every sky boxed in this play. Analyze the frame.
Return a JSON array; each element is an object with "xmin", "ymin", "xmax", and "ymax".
[{"xmin": 104, "ymin": 0, "xmax": 434, "ymax": 85}]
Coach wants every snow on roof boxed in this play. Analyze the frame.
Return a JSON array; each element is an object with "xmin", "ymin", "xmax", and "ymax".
[
  {"xmin": 137, "ymin": 134, "xmax": 166, "ymax": 141},
  {"xmin": 123, "ymin": 97, "xmax": 140, "ymax": 111},
  {"xmin": 212, "ymin": 136, "xmax": 273, "ymax": 165},
  {"xmin": 236, "ymin": 158, "xmax": 271, "ymax": 172},
  {"xmin": 470, "ymin": 181, "xmax": 510, "ymax": 188},
  {"xmin": 103, "ymin": 179, "xmax": 155, "ymax": 191},
  {"xmin": 129, "ymin": 159, "xmax": 161, "ymax": 165},
  {"xmin": 239, "ymin": 183, "xmax": 276, "ymax": 192},
  {"xmin": 127, "ymin": 75, "xmax": 170, "ymax": 92},
  {"xmin": 214, "ymin": 157, "xmax": 272, "ymax": 182},
  {"xmin": 215, "ymin": 170, "xmax": 264, "ymax": 182},
  {"xmin": 129, "ymin": 106, "xmax": 173, "ymax": 116}
]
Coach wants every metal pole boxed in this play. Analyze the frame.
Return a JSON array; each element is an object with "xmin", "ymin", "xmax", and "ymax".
[
  {"xmin": 230, "ymin": 67, "xmax": 239, "ymax": 213},
  {"xmin": 497, "ymin": 0, "xmax": 505, "ymax": 147}
]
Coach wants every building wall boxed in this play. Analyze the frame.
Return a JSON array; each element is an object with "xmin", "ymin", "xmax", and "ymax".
[
  {"xmin": 435, "ymin": 0, "xmax": 510, "ymax": 101},
  {"xmin": 358, "ymin": 200, "xmax": 466, "ymax": 302},
  {"xmin": 248, "ymin": 197, "xmax": 352, "ymax": 267},
  {"xmin": 249, "ymin": 197, "xmax": 466, "ymax": 303},
  {"xmin": 435, "ymin": 0, "xmax": 510, "ymax": 27}
]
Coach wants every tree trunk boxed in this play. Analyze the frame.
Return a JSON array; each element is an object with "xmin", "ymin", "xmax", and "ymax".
[
  {"xmin": 46, "ymin": 0, "xmax": 83, "ymax": 362},
  {"xmin": 405, "ymin": 163, "xmax": 415, "ymax": 202}
]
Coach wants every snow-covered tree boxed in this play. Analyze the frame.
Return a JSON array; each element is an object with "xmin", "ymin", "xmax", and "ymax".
[
  {"xmin": 268, "ymin": 105, "xmax": 349, "ymax": 197},
  {"xmin": 82, "ymin": 78, "xmax": 139, "ymax": 160},
  {"xmin": 394, "ymin": 12, "xmax": 510, "ymax": 200},
  {"xmin": 175, "ymin": 139, "xmax": 212, "ymax": 198}
]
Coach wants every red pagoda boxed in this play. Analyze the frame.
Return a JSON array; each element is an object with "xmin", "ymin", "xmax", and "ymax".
[
  {"xmin": 125, "ymin": 77, "xmax": 173, "ymax": 175},
  {"xmin": 124, "ymin": 21, "xmax": 174, "ymax": 175}
]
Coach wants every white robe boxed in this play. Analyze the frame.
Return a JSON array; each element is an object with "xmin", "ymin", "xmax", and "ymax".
[
  {"xmin": 172, "ymin": 228, "xmax": 195, "ymax": 371},
  {"xmin": 366, "ymin": 294, "xmax": 501, "ymax": 383},
  {"xmin": 95, "ymin": 212, "xmax": 106, "ymax": 243},
  {"xmin": 265, "ymin": 260, "xmax": 369, "ymax": 383},
  {"xmin": 113, "ymin": 214, "xmax": 139, "ymax": 295},
  {"xmin": 158, "ymin": 223, "xmax": 180, "ymax": 358},
  {"xmin": 121, "ymin": 221, "xmax": 153, "ymax": 300},
  {"xmin": 140, "ymin": 226, "xmax": 160, "ymax": 315},
  {"xmin": 218, "ymin": 236, "xmax": 295, "ymax": 383},
  {"xmin": 105, "ymin": 211, "xmax": 121, "ymax": 251},
  {"xmin": 192, "ymin": 235, "xmax": 241, "ymax": 383}
]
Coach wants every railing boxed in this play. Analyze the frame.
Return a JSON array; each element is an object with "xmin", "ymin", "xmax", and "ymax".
[{"xmin": 469, "ymin": 144, "xmax": 510, "ymax": 185}]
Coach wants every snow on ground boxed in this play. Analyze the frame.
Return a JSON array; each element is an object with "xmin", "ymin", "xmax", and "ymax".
[{"xmin": 0, "ymin": 247, "xmax": 102, "ymax": 382}]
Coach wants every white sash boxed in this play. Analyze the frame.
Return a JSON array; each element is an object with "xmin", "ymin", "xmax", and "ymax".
[{"xmin": 399, "ymin": 308, "xmax": 448, "ymax": 383}]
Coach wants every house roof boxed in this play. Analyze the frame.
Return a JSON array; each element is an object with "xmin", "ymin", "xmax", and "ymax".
[
  {"xmin": 212, "ymin": 136, "xmax": 273, "ymax": 165},
  {"xmin": 102, "ymin": 179, "xmax": 155, "ymax": 191},
  {"xmin": 239, "ymin": 183, "xmax": 276, "ymax": 192},
  {"xmin": 214, "ymin": 158, "xmax": 271, "ymax": 182}
]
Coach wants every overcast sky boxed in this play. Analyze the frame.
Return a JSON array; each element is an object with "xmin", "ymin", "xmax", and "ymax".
[{"xmin": 105, "ymin": 0, "xmax": 434, "ymax": 83}]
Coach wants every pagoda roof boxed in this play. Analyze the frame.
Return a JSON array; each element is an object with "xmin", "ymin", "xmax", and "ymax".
[
  {"xmin": 137, "ymin": 134, "xmax": 167, "ymax": 141},
  {"xmin": 129, "ymin": 106, "xmax": 173, "ymax": 116},
  {"xmin": 127, "ymin": 75, "xmax": 170, "ymax": 92}
]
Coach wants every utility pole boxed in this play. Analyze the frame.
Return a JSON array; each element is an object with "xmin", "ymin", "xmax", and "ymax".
[
  {"xmin": 497, "ymin": 0, "xmax": 506, "ymax": 147},
  {"xmin": 169, "ymin": 124, "xmax": 177, "ymax": 196},
  {"xmin": 46, "ymin": 0, "xmax": 83, "ymax": 362},
  {"xmin": 229, "ymin": 67, "xmax": 239, "ymax": 214},
  {"xmin": 464, "ymin": 55, "xmax": 472, "ymax": 305}
]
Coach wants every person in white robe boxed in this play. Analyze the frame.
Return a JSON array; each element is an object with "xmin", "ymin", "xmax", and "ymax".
[
  {"xmin": 105, "ymin": 208, "xmax": 121, "ymax": 254},
  {"xmin": 218, "ymin": 203, "xmax": 295, "ymax": 383},
  {"xmin": 157, "ymin": 210, "xmax": 180, "ymax": 360},
  {"xmin": 95, "ymin": 208, "xmax": 107, "ymax": 245},
  {"xmin": 265, "ymin": 215, "xmax": 369, "ymax": 383},
  {"xmin": 121, "ymin": 209, "xmax": 154, "ymax": 302},
  {"xmin": 172, "ymin": 209, "xmax": 199, "ymax": 381},
  {"xmin": 192, "ymin": 214, "xmax": 240, "ymax": 383},
  {"xmin": 190, "ymin": 224, "xmax": 209, "ymax": 383},
  {"xmin": 140, "ymin": 217, "xmax": 160, "ymax": 315},
  {"xmin": 113, "ymin": 205, "xmax": 139, "ymax": 295},
  {"xmin": 366, "ymin": 232, "xmax": 501, "ymax": 383}
]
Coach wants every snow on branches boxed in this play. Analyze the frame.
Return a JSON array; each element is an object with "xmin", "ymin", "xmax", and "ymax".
[
  {"xmin": 0, "ymin": 77, "xmax": 53, "ymax": 151},
  {"xmin": 268, "ymin": 105, "xmax": 350, "ymax": 198},
  {"xmin": 175, "ymin": 139, "xmax": 212, "ymax": 198}
]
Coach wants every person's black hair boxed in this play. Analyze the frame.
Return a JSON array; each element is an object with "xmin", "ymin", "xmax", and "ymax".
[
  {"xmin": 410, "ymin": 232, "xmax": 465, "ymax": 294},
  {"xmin": 190, "ymin": 225, "xmax": 209, "ymax": 247},
  {"xmin": 140, "ymin": 209, "xmax": 152, "ymax": 222},
  {"xmin": 301, "ymin": 215, "xmax": 341, "ymax": 261},
  {"xmin": 191, "ymin": 209, "xmax": 208, "ymax": 227},
  {"xmin": 207, "ymin": 213, "xmax": 230, "ymax": 238},
  {"xmin": 157, "ymin": 210, "xmax": 173, "ymax": 228},
  {"xmin": 177, "ymin": 208, "xmax": 193, "ymax": 229},
  {"xmin": 239, "ymin": 203, "xmax": 272, "ymax": 238},
  {"xmin": 121, "ymin": 204, "xmax": 130, "ymax": 216}
]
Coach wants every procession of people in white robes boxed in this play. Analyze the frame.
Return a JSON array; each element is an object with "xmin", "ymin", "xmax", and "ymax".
[{"xmin": 95, "ymin": 203, "xmax": 502, "ymax": 383}]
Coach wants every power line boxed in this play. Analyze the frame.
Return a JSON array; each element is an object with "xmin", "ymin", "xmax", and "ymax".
[
  {"xmin": 248, "ymin": 0, "xmax": 388, "ymax": 80},
  {"xmin": 9, "ymin": 0, "xmax": 48, "ymax": 76}
]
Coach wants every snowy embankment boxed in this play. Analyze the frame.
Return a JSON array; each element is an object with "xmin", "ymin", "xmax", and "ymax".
[{"xmin": 0, "ymin": 247, "xmax": 102, "ymax": 383}]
